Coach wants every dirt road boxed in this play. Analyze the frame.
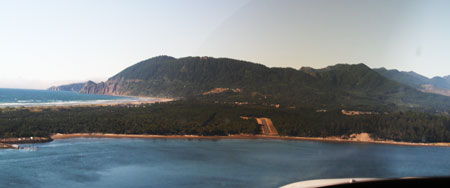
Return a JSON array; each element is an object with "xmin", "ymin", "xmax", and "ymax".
[{"xmin": 256, "ymin": 118, "xmax": 279, "ymax": 136}]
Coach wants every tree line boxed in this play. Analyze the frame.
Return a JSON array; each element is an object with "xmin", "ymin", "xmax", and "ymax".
[{"xmin": 0, "ymin": 101, "xmax": 450, "ymax": 143}]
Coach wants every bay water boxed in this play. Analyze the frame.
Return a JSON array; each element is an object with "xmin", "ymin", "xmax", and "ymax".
[{"xmin": 1, "ymin": 138, "xmax": 449, "ymax": 188}]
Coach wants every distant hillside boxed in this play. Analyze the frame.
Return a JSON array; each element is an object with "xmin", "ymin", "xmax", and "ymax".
[
  {"xmin": 68, "ymin": 56, "xmax": 450, "ymax": 111},
  {"xmin": 374, "ymin": 68, "xmax": 450, "ymax": 96},
  {"xmin": 48, "ymin": 83, "xmax": 86, "ymax": 92}
]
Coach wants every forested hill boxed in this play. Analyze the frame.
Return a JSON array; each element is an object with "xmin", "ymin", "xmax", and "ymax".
[
  {"xmin": 52, "ymin": 56, "xmax": 450, "ymax": 111},
  {"xmin": 374, "ymin": 68, "xmax": 450, "ymax": 97}
]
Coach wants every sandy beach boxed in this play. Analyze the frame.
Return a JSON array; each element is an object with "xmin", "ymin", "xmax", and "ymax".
[
  {"xmin": 76, "ymin": 97, "xmax": 174, "ymax": 107},
  {"xmin": 51, "ymin": 133, "xmax": 450, "ymax": 147},
  {"xmin": 0, "ymin": 97, "xmax": 174, "ymax": 111}
]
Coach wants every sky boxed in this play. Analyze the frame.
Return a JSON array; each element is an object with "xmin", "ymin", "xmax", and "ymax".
[{"xmin": 1, "ymin": 0, "xmax": 450, "ymax": 89}]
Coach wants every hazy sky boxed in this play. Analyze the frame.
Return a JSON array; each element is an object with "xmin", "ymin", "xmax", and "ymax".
[{"xmin": 1, "ymin": 0, "xmax": 450, "ymax": 89}]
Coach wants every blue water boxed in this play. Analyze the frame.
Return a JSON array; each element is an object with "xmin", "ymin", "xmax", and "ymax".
[
  {"xmin": 0, "ymin": 88, "xmax": 138, "ymax": 107},
  {"xmin": 1, "ymin": 138, "xmax": 449, "ymax": 188}
]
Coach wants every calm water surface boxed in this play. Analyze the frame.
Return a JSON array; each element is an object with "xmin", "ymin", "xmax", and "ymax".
[{"xmin": 1, "ymin": 138, "xmax": 450, "ymax": 188}]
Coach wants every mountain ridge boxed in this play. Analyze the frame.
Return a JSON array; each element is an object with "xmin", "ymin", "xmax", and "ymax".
[
  {"xmin": 374, "ymin": 68, "xmax": 450, "ymax": 96},
  {"xmin": 49, "ymin": 56, "xmax": 450, "ymax": 111}
]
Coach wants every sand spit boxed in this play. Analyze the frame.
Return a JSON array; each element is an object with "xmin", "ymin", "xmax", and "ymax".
[
  {"xmin": 0, "ymin": 143, "xmax": 20, "ymax": 149},
  {"xmin": 51, "ymin": 133, "xmax": 450, "ymax": 147}
]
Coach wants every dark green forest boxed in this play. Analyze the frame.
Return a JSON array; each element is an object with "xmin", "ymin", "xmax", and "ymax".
[{"xmin": 1, "ymin": 101, "xmax": 450, "ymax": 143}]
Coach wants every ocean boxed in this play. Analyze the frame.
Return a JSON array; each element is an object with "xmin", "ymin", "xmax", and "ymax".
[
  {"xmin": 0, "ymin": 88, "xmax": 140, "ymax": 107},
  {"xmin": 1, "ymin": 138, "xmax": 450, "ymax": 188}
]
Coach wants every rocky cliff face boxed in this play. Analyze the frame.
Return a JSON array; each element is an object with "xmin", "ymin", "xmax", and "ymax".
[{"xmin": 79, "ymin": 79, "xmax": 131, "ymax": 96}]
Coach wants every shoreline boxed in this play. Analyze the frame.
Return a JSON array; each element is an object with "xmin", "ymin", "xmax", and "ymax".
[
  {"xmin": 0, "ymin": 97, "xmax": 174, "ymax": 109},
  {"xmin": 0, "ymin": 143, "xmax": 20, "ymax": 149},
  {"xmin": 50, "ymin": 133, "xmax": 450, "ymax": 147}
]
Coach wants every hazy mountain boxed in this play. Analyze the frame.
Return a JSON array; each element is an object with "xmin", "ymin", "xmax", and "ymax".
[
  {"xmin": 56, "ymin": 55, "xmax": 450, "ymax": 111},
  {"xmin": 374, "ymin": 68, "xmax": 450, "ymax": 96},
  {"xmin": 430, "ymin": 76, "xmax": 450, "ymax": 90},
  {"xmin": 444, "ymin": 75, "xmax": 450, "ymax": 82},
  {"xmin": 48, "ymin": 82, "xmax": 86, "ymax": 92}
]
